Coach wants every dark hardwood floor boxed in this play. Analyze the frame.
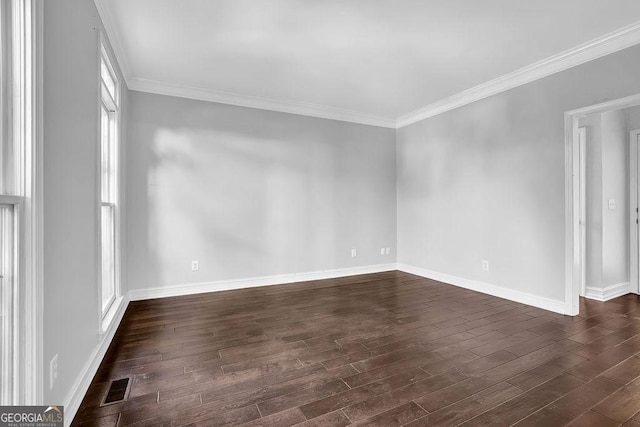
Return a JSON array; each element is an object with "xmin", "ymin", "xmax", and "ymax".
[{"xmin": 72, "ymin": 271, "xmax": 640, "ymax": 426}]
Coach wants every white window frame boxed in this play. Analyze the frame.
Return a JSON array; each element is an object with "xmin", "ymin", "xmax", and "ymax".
[
  {"xmin": 0, "ymin": 0, "xmax": 42, "ymax": 405},
  {"xmin": 0, "ymin": 198, "xmax": 19, "ymax": 405},
  {"xmin": 98, "ymin": 35, "xmax": 121, "ymax": 332}
]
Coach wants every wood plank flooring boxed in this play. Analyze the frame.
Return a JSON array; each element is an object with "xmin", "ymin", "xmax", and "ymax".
[{"xmin": 72, "ymin": 271, "xmax": 640, "ymax": 426}]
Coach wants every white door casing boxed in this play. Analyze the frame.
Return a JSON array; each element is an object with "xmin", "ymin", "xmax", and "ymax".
[
  {"xmin": 630, "ymin": 130, "xmax": 640, "ymax": 295},
  {"xmin": 579, "ymin": 127, "xmax": 586, "ymax": 297}
]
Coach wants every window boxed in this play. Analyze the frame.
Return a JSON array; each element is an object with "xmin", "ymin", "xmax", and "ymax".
[
  {"xmin": 0, "ymin": 127, "xmax": 25, "ymax": 404},
  {"xmin": 100, "ymin": 43, "xmax": 120, "ymax": 321},
  {"xmin": 0, "ymin": 0, "xmax": 17, "ymax": 405},
  {"xmin": 0, "ymin": 0, "xmax": 39, "ymax": 405},
  {"xmin": 0, "ymin": 203, "xmax": 16, "ymax": 405}
]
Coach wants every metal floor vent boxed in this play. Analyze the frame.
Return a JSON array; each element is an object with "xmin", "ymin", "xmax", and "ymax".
[{"xmin": 102, "ymin": 378, "xmax": 130, "ymax": 406}]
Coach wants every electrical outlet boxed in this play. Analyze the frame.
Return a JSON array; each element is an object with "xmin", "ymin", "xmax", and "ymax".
[
  {"xmin": 50, "ymin": 354, "xmax": 58, "ymax": 390},
  {"xmin": 351, "ymin": 249, "xmax": 357, "ymax": 257},
  {"xmin": 191, "ymin": 260, "xmax": 199, "ymax": 271},
  {"xmin": 385, "ymin": 247, "xmax": 391, "ymax": 255},
  {"xmin": 482, "ymin": 260, "xmax": 489, "ymax": 271},
  {"xmin": 381, "ymin": 248, "xmax": 385, "ymax": 255}
]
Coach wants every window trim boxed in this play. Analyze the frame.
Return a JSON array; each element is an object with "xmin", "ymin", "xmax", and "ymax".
[
  {"xmin": 0, "ymin": 197, "xmax": 18, "ymax": 405},
  {"xmin": 24, "ymin": 0, "xmax": 43, "ymax": 405},
  {"xmin": 100, "ymin": 202, "xmax": 116, "ymax": 315},
  {"xmin": 98, "ymin": 33, "xmax": 121, "ymax": 332}
]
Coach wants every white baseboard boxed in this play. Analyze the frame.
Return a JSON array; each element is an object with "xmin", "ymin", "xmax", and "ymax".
[
  {"xmin": 397, "ymin": 263, "xmax": 567, "ymax": 315},
  {"xmin": 63, "ymin": 294, "xmax": 130, "ymax": 427},
  {"xmin": 128, "ymin": 263, "xmax": 398, "ymax": 301},
  {"xmin": 585, "ymin": 282, "xmax": 630, "ymax": 302}
]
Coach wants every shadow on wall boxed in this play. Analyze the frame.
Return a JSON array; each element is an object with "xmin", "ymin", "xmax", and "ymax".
[
  {"xmin": 146, "ymin": 126, "xmax": 337, "ymax": 286},
  {"xmin": 127, "ymin": 93, "xmax": 395, "ymax": 290}
]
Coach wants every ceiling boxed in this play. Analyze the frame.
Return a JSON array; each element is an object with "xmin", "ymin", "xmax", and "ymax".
[{"xmin": 97, "ymin": 0, "xmax": 640, "ymax": 127}]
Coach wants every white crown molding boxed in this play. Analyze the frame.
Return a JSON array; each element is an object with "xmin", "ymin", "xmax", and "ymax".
[
  {"xmin": 396, "ymin": 20, "xmax": 640, "ymax": 128},
  {"xmin": 93, "ymin": 0, "xmax": 132, "ymax": 83},
  {"xmin": 128, "ymin": 77, "xmax": 397, "ymax": 128},
  {"xmin": 93, "ymin": 6, "xmax": 640, "ymax": 130},
  {"xmin": 398, "ymin": 264, "xmax": 567, "ymax": 315}
]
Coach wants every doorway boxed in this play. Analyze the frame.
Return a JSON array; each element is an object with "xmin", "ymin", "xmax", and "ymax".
[{"xmin": 565, "ymin": 94, "xmax": 640, "ymax": 316}]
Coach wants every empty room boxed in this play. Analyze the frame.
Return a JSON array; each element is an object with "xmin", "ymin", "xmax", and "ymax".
[{"xmin": 6, "ymin": 0, "xmax": 640, "ymax": 426}]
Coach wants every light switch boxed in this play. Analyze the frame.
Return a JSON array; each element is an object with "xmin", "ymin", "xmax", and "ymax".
[{"xmin": 608, "ymin": 199, "xmax": 616, "ymax": 210}]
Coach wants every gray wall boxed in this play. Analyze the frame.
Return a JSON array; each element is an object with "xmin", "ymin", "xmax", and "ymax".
[
  {"xmin": 126, "ymin": 92, "xmax": 396, "ymax": 290},
  {"xmin": 43, "ymin": 0, "xmax": 128, "ymax": 405},
  {"xmin": 579, "ymin": 113, "xmax": 603, "ymax": 291},
  {"xmin": 397, "ymin": 44, "xmax": 640, "ymax": 303},
  {"xmin": 601, "ymin": 110, "xmax": 628, "ymax": 287},
  {"xmin": 626, "ymin": 105, "xmax": 640, "ymax": 130}
]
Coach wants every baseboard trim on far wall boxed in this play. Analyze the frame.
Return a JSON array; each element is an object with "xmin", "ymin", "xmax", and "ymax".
[
  {"xmin": 63, "ymin": 294, "xmax": 130, "ymax": 427},
  {"xmin": 128, "ymin": 263, "xmax": 398, "ymax": 301},
  {"xmin": 397, "ymin": 263, "xmax": 567, "ymax": 315},
  {"xmin": 585, "ymin": 282, "xmax": 630, "ymax": 302}
]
